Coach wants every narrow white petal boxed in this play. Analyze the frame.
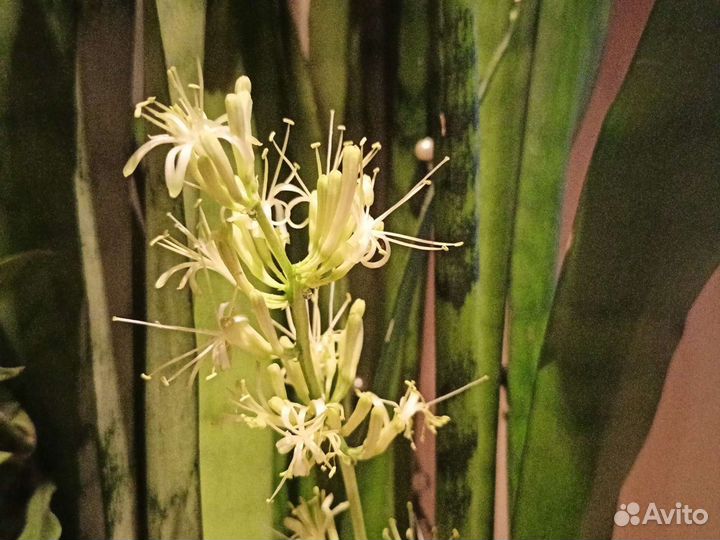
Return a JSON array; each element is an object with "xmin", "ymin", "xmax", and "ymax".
[
  {"xmin": 164, "ymin": 145, "xmax": 184, "ymax": 198},
  {"xmin": 122, "ymin": 136, "xmax": 173, "ymax": 177}
]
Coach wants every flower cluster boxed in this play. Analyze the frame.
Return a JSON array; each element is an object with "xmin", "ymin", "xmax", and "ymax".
[
  {"xmin": 284, "ymin": 487, "xmax": 349, "ymax": 540},
  {"xmin": 118, "ymin": 66, "xmax": 479, "ymax": 539}
]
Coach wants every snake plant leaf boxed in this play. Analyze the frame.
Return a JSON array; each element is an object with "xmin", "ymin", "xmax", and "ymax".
[
  {"xmin": 513, "ymin": 1, "xmax": 720, "ymax": 537},
  {"xmin": 17, "ymin": 483, "xmax": 62, "ymax": 540},
  {"xmin": 433, "ymin": 0, "xmax": 541, "ymax": 535},
  {"xmin": 155, "ymin": 2, "xmax": 279, "ymax": 537},
  {"xmin": 307, "ymin": 0, "xmax": 350, "ymax": 124},
  {"xmin": 155, "ymin": 0, "xmax": 206, "ymax": 90},
  {"xmin": 137, "ymin": 2, "xmax": 202, "ymax": 537},
  {"xmin": 433, "ymin": 2, "xmax": 492, "ymax": 536},
  {"xmin": 379, "ymin": 0, "xmax": 435, "ymax": 384},
  {"xmin": 470, "ymin": 0, "xmax": 542, "ymax": 527},
  {"xmin": 235, "ymin": 0, "xmax": 323, "ymax": 188},
  {"xmin": 0, "ymin": 1, "xmax": 84, "ymax": 536},
  {"xmin": 506, "ymin": 0, "xmax": 612, "ymax": 504},
  {"xmin": 355, "ymin": 3, "xmax": 432, "ymax": 536},
  {"xmin": 362, "ymin": 192, "xmax": 433, "ymax": 538},
  {"xmin": 346, "ymin": 1, "xmax": 400, "ymax": 373},
  {"xmin": 0, "ymin": 1, "xmax": 21, "ymax": 115},
  {"xmin": 75, "ymin": 3, "xmax": 139, "ymax": 537}
]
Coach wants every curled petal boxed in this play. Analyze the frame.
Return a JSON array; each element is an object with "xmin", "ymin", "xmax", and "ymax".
[
  {"xmin": 123, "ymin": 135, "xmax": 173, "ymax": 177},
  {"xmin": 164, "ymin": 144, "xmax": 192, "ymax": 198}
]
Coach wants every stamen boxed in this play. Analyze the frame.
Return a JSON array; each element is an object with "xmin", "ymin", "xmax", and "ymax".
[
  {"xmin": 326, "ymin": 109, "xmax": 335, "ymax": 175},
  {"xmin": 112, "ymin": 316, "xmax": 218, "ymax": 337},
  {"xmin": 311, "ymin": 142, "xmax": 323, "ymax": 179},
  {"xmin": 328, "ymin": 281, "xmax": 336, "ymax": 327},
  {"xmin": 373, "ymin": 157, "xmax": 449, "ymax": 223},
  {"xmin": 137, "ymin": 112, "xmax": 173, "ymax": 133},
  {"xmin": 333, "ymin": 125, "xmax": 346, "ymax": 170},
  {"xmin": 268, "ymin": 120, "xmax": 294, "ymax": 196},
  {"xmin": 328, "ymin": 293, "xmax": 352, "ymax": 331},
  {"xmin": 371, "ymin": 167, "xmax": 380, "ymax": 187},
  {"xmin": 285, "ymin": 306, "xmax": 297, "ymax": 337},
  {"xmin": 270, "ymin": 137, "xmax": 305, "ymax": 195},
  {"xmin": 311, "ymin": 291, "xmax": 321, "ymax": 342},
  {"xmin": 140, "ymin": 342, "xmax": 206, "ymax": 380},
  {"xmin": 195, "ymin": 58, "xmax": 204, "ymax": 111},
  {"xmin": 261, "ymin": 147, "xmax": 270, "ymax": 200},
  {"xmin": 362, "ymin": 142, "xmax": 382, "ymax": 168},
  {"xmin": 162, "ymin": 342, "xmax": 216, "ymax": 386},
  {"xmin": 167, "ymin": 68, "xmax": 194, "ymax": 118},
  {"xmin": 380, "ymin": 230, "xmax": 463, "ymax": 249},
  {"xmin": 426, "ymin": 375, "xmax": 489, "ymax": 407},
  {"xmin": 272, "ymin": 319, "xmax": 295, "ymax": 340}
]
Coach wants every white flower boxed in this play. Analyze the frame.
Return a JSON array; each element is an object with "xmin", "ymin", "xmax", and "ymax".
[
  {"xmin": 151, "ymin": 209, "xmax": 234, "ymax": 291},
  {"xmin": 284, "ymin": 487, "xmax": 349, "ymax": 540},
  {"xmin": 124, "ymin": 66, "xmax": 230, "ymax": 197},
  {"xmin": 393, "ymin": 376, "xmax": 489, "ymax": 447},
  {"xmin": 112, "ymin": 302, "xmax": 274, "ymax": 386},
  {"xmin": 222, "ymin": 210, "xmax": 289, "ymax": 302},
  {"xmin": 293, "ymin": 118, "xmax": 462, "ymax": 288},
  {"xmin": 124, "ymin": 66, "xmax": 260, "ymax": 206},
  {"xmin": 233, "ymin": 387, "xmax": 346, "ymax": 502},
  {"xmin": 394, "ymin": 381, "xmax": 450, "ymax": 445},
  {"xmin": 152, "ymin": 206, "xmax": 287, "ymax": 308},
  {"xmin": 341, "ymin": 376, "xmax": 489, "ymax": 460}
]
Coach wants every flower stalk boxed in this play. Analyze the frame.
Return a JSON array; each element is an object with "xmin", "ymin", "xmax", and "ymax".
[
  {"xmin": 340, "ymin": 460, "xmax": 367, "ymax": 540},
  {"xmin": 119, "ymin": 66, "xmax": 481, "ymax": 539},
  {"xmin": 289, "ymin": 280, "xmax": 323, "ymax": 399}
]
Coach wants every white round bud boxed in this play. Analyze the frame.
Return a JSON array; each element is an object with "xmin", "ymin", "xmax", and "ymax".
[{"xmin": 414, "ymin": 136, "xmax": 434, "ymax": 162}]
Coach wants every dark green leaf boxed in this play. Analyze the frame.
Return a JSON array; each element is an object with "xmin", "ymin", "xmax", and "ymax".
[
  {"xmin": 76, "ymin": 3, "xmax": 139, "ymax": 537},
  {"xmin": 506, "ymin": 0, "xmax": 612, "ymax": 504},
  {"xmin": 138, "ymin": 2, "xmax": 202, "ymax": 537},
  {"xmin": 433, "ymin": 0, "xmax": 538, "ymax": 535},
  {"xmin": 17, "ymin": 483, "xmax": 61, "ymax": 540},
  {"xmin": 513, "ymin": 2, "xmax": 720, "ymax": 537},
  {"xmin": 0, "ymin": 1, "xmax": 83, "ymax": 536}
]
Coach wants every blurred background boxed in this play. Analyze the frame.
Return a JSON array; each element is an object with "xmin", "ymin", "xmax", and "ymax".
[{"xmin": 0, "ymin": 1, "xmax": 718, "ymax": 539}]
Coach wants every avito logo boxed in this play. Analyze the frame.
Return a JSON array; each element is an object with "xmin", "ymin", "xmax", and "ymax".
[{"xmin": 614, "ymin": 502, "xmax": 709, "ymax": 527}]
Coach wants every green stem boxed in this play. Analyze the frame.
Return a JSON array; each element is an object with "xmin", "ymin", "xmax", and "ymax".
[
  {"xmin": 252, "ymin": 203, "xmax": 294, "ymax": 279},
  {"xmin": 340, "ymin": 461, "xmax": 367, "ymax": 540},
  {"xmin": 252, "ymin": 203, "xmax": 322, "ymax": 398},
  {"xmin": 289, "ymin": 285, "xmax": 323, "ymax": 399}
]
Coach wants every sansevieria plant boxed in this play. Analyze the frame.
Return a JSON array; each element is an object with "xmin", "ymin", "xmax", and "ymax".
[{"xmin": 116, "ymin": 65, "xmax": 485, "ymax": 540}]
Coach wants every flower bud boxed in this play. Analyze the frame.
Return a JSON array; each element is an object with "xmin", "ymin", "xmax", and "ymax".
[
  {"xmin": 221, "ymin": 315, "xmax": 272, "ymax": 357},
  {"xmin": 331, "ymin": 299, "xmax": 365, "ymax": 402},
  {"xmin": 283, "ymin": 357, "xmax": 311, "ymax": 404},
  {"xmin": 340, "ymin": 392, "xmax": 373, "ymax": 437},
  {"xmin": 267, "ymin": 363, "xmax": 288, "ymax": 400},
  {"xmin": 199, "ymin": 132, "xmax": 248, "ymax": 206},
  {"xmin": 249, "ymin": 290, "xmax": 283, "ymax": 356},
  {"xmin": 192, "ymin": 156, "xmax": 236, "ymax": 208}
]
